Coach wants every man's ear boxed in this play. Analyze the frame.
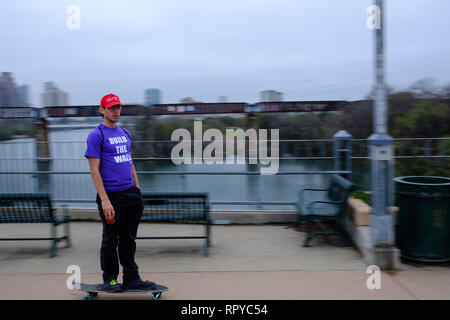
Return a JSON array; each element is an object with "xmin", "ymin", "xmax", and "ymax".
[{"xmin": 99, "ymin": 106, "xmax": 104, "ymax": 117}]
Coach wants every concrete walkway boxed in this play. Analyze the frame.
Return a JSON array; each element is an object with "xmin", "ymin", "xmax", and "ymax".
[{"xmin": 0, "ymin": 222, "xmax": 449, "ymax": 299}]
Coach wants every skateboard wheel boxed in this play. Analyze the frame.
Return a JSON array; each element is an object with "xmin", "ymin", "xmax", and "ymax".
[
  {"xmin": 152, "ymin": 293, "xmax": 161, "ymax": 300},
  {"xmin": 84, "ymin": 292, "xmax": 97, "ymax": 300}
]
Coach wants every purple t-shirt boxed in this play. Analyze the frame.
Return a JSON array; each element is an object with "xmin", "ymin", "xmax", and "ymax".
[{"xmin": 84, "ymin": 124, "xmax": 134, "ymax": 192}]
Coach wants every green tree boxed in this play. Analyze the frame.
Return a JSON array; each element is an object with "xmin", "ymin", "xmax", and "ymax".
[{"xmin": 392, "ymin": 101, "xmax": 450, "ymax": 137}]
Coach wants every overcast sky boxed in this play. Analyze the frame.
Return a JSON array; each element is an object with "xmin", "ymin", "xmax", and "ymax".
[{"xmin": 1, "ymin": 0, "xmax": 450, "ymax": 106}]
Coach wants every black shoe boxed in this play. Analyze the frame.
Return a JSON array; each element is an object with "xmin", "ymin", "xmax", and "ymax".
[
  {"xmin": 123, "ymin": 277, "xmax": 157, "ymax": 290},
  {"xmin": 103, "ymin": 279, "xmax": 122, "ymax": 292}
]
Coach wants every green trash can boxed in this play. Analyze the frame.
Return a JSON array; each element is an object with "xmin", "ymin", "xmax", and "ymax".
[{"xmin": 393, "ymin": 176, "xmax": 450, "ymax": 262}]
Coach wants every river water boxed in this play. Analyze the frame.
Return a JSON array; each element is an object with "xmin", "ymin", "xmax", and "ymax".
[{"xmin": 0, "ymin": 125, "xmax": 370, "ymax": 209}]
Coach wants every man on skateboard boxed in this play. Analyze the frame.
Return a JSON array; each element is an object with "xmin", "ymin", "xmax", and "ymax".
[{"xmin": 85, "ymin": 93, "xmax": 156, "ymax": 292}]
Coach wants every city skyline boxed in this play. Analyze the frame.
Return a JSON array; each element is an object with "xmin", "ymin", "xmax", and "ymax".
[
  {"xmin": 0, "ymin": 73, "xmax": 290, "ymax": 107},
  {"xmin": 2, "ymin": 70, "xmax": 450, "ymax": 108},
  {"xmin": 1, "ymin": 1, "xmax": 450, "ymax": 106}
]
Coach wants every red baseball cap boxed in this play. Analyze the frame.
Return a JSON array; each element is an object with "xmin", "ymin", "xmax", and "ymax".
[{"xmin": 100, "ymin": 93, "xmax": 123, "ymax": 108}]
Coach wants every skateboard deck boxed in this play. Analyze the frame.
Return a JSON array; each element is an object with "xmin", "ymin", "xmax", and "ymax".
[{"xmin": 75, "ymin": 282, "xmax": 169, "ymax": 300}]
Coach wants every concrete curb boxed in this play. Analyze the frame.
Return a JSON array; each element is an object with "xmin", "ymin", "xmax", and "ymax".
[{"xmin": 57, "ymin": 208, "xmax": 299, "ymax": 224}]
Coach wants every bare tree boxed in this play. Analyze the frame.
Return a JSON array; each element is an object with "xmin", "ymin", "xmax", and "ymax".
[{"xmin": 408, "ymin": 78, "xmax": 440, "ymax": 98}]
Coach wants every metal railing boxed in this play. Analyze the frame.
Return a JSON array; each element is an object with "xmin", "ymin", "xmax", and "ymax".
[{"xmin": 0, "ymin": 135, "xmax": 448, "ymax": 208}]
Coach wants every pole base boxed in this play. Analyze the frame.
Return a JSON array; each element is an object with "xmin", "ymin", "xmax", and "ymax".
[{"xmin": 365, "ymin": 246, "xmax": 401, "ymax": 271}]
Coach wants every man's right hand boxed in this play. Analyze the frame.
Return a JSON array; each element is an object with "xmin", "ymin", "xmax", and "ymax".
[
  {"xmin": 87, "ymin": 157, "xmax": 115, "ymax": 224},
  {"xmin": 101, "ymin": 198, "xmax": 115, "ymax": 224}
]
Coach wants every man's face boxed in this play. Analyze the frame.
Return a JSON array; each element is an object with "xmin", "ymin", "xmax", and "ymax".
[{"xmin": 100, "ymin": 105, "xmax": 122, "ymax": 122}]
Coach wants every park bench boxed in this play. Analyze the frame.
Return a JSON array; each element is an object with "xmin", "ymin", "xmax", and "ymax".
[
  {"xmin": 138, "ymin": 192, "xmax": 211, "ymax": 257},
  {"xmin": 295, "ymin": 174, "xmax": 355, "ymax": 247},
  {"xmin": 0, "ymin": 193, "xmax": 71, "ymax": 258}
]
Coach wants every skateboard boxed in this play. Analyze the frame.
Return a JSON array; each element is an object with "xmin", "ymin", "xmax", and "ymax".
[{"xmin": 75, "ymin": 282, "xmax": 169, "ymax": 300}]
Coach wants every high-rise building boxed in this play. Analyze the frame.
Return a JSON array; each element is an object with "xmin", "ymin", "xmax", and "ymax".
[
  {"xmin": 218, "ymin": 96, "xmax": 228, "ymax": 103},
  {"xmin": 260, "ymin": 90, "xmax": 283, "ymax": 102},
  {"xmin": 44, "ymin": 82, "xmax": 55, "ymax": 91},
  {"xmin": 0, "ymin": 72, "xmax": 26, "ymax": 107},
  {"xmin": 144, "ymin": 88, "xmax": 161, "ymax": 106},
  {"xmin": 18, "ymin": 85, "xmax": 30, "ymax": 106},
  {"xmin": 42, "ymin": 82, "xmax": 69, "ymax": 106}
]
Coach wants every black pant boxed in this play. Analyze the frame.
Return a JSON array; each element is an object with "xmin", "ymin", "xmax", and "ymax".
[{"xmin": 96, "ymin": 186, "xmax": 143, "ymax": 284}]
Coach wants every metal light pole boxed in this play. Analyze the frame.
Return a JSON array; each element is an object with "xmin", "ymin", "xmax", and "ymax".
[{"xmin": 368, "ymin": 0, "xmax": 399, "ymax": 269}]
